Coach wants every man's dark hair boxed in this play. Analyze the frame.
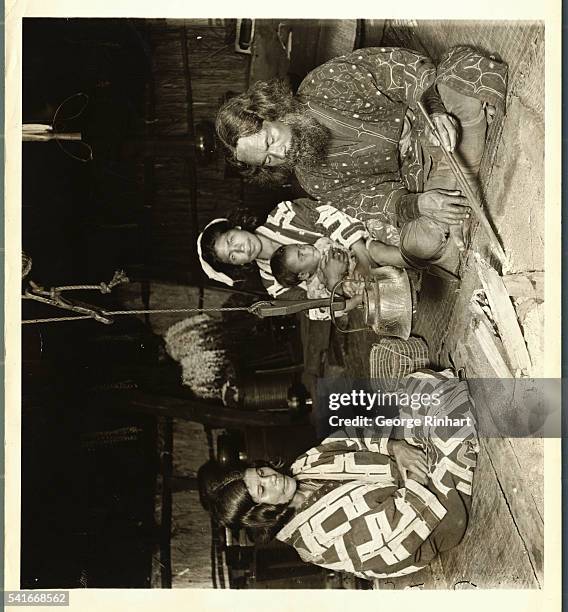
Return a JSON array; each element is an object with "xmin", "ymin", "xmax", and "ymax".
[
  {"xmin": 216, "ymin": 79, "xmax": 299, "ymax": 186},
  {"xmin": 270, "ymin": 245, "xmax": 304, "ymax": 288}
]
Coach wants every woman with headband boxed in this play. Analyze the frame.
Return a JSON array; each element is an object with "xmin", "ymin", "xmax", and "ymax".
[{"xmin": 197, "ymin": 199, "xmax": 378, "ymax": 319}]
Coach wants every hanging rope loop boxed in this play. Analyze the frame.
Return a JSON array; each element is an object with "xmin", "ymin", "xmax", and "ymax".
[{"xmin": 21, "ymin": 266, "xmax": 334, "ymax": 324}]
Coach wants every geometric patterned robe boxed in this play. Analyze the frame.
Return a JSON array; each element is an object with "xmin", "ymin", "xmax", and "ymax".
[
  {"xmin": 254, "ymin": 199, "xmax": 367, "ymax": 319},
  {"xmin": 276, "ymin": 370, "xmax": 479, "ymax": 579}
]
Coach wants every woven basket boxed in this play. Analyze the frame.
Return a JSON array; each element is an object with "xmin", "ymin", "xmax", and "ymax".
[{"xmin": 369, "ymin": 337, "xmax": 430, "ymax": 392}]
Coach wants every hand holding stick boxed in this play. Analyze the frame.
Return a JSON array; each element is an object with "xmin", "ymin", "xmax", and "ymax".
[{"xmin": 416, "ymin": 101, "xmax": 506, "ymax": 263}]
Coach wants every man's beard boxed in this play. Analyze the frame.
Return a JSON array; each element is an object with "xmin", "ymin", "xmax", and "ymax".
[{"xmin": 280, "ymin": 110, "xmax": 331, "ymax": 171}]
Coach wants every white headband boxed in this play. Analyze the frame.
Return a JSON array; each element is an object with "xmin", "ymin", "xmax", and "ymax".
[{"xmin": 197, "ymin": 218, "xmax": 235, "ymax": 287}]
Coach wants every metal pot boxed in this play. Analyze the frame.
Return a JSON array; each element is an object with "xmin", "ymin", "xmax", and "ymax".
[{"xmin": 331, "ymin": 266, "xmax": 414, "ymax": 340}]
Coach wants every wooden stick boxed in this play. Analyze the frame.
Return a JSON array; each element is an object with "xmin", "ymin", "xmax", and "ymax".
[
  {"xmin": 474, "ymin": 254, "xmax": 532, "ymax": 374},
  {"xmin": 416, "ymin": 102, "xmax": 506, "ymax": 263},
  {"xmin": 22, "ymin": 124, "xmax": 82, "ymax": 142},
  {"xmin": 468, "ymin": 300, "xmax": 513, "ymax": 378}
]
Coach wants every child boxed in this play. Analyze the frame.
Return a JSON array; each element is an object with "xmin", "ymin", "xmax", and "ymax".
[{"xmin": 270, "ymin": 237, "xmax": 405, "ymax": 301}]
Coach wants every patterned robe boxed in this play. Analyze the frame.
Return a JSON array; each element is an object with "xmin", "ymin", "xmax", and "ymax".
[
  {"xmin": 276, "ymin": 371, "xmax": 479, "ymax": 579},
  {"xmin": 295, "ymin": 46, "xmax": 508, "ymax": 245},
  {"xmin": 254, "ymin": 199, "xmax": 366, "ymax": 319}
]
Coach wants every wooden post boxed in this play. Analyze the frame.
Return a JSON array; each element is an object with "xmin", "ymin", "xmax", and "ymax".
[
  {"xmin": 126, "ymin": 390, "xmax": 293, "ymax": 429},
  {"xmin": 23, "ymin": 124, "xmax": 81, "ymax": 142},
  {"xmin": 160, "ymin": 417, "xmax": 173, "ymax": 588}
]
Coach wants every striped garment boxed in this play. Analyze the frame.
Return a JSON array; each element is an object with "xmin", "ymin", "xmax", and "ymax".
[
  {"xmin": 254, "ymin": 199, "xmax": 366, "ymax": 319},
  {"xmin": 276, "ymin": 370, "xmax": 479, "ymax": 579}
]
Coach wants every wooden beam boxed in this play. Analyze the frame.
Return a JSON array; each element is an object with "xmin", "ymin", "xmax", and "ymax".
[
  {"xmin": 179, "ymin": 27, "xmax": 202, "ymax": 291},
  {"xmin": 127, "ymin": 390, "xmax": 292, "ymax": 428},
  {"xmin": 468, "ymin": 300, "xmax": 513, "ymax": 378},
  {"xmin": 464, "ymin": 377, "xmax": 544, "ymax": 587},
  {"xmin": 179, "ymin": 26, "xmax": 196, "ymax": 138},
  {"xmin": 183, "ymin": 156, "xmax": 199, "ymax": 276},
  {"xmin": 160, "ymin": 417, "xmax": 173, "ymax": 588},
  {"xmin": 474, "ymin": 255, "xmax": 532, "ymax": 374}
]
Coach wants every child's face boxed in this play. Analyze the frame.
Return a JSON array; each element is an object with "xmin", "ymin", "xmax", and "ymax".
[{"xmin": 284, "ymin": 244, "xmax": 320, "ymax": 278}]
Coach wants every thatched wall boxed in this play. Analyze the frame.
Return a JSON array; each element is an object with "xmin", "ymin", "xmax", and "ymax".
[
  {"xmin": 148, "ymin": 20, "xmax": 251, "ymax": 129},
  {"xmin": 153, "ymin": 419, "xmax": 215, "ymax": 588},
  {"xmin": 138, "ymin": 19, "xmax": 297, "ymax": 284}
]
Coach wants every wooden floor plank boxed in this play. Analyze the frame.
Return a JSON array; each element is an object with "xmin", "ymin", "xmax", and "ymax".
[
  {"xmin": 467, "ymin": 385, "xmax": 544, "ymax": 586},
  {"xmin": 458, "ymin": 343, "xmax": 545, "ymax": 585},
  {"xmin": 374, "ymin": 442, "xmax": 539, "ymax": 590},
  {"xmin": 507, "ymin": 437, "xmax": 544, "ymax": 522},
  {"xmin": 438, "ymin": 442, "xmax": 539, "ymax": 588}
]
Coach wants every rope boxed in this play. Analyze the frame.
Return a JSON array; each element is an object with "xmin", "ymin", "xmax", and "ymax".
[
  {"xmin": 22, "ymin": 305, "xmax": 255, "ymax": 325},
  {"xmin": 22, "ymin": 270, "xmax": 276, "ymax": 324},
  {"xmin": 22, "ymin": 315, "xmax": 96, "ymax": 324},
  {"xmin": 51, "ymin": 92, "xmax": 94, "ymax": 163},
  {"xmin": 107, "ymin": 307, "xmax": 251, "ymax": 316},
  {"xmin": 54, "ymin": 284, "xmax": 114, "ymax": 292}
]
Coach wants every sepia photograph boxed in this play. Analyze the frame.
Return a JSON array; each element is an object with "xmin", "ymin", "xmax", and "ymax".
[{"xmin": 9, "ymin": 9, "xmax": 559, "ymax": 606}]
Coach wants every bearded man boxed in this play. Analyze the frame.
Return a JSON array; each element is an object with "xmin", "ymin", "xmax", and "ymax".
[{"xmin": 216, "ymin": 46, "xmax": 507, "ymax": 271}]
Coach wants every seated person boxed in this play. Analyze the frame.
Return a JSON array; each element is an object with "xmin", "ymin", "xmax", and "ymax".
[
  {"xmin": 202, "ymin": 369, "xmax": 479, "ymax": 580},
  {"xmin": 270, "ymin": 236, "xmax": 406, "ymax": 304}
]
